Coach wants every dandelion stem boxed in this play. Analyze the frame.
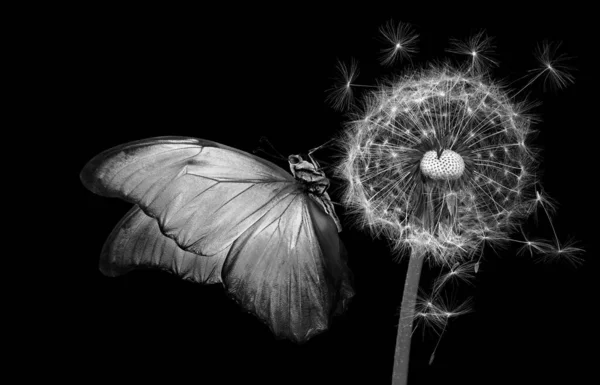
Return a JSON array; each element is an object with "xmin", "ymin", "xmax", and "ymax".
[{"xmin": 391, "ymin": 247, "xmax": 426, "ymax": 385}]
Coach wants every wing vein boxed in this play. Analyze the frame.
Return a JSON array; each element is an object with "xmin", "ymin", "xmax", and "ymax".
[{"xmin": 107, "ymin": 146, "xmax": 202, "ymax": 188}]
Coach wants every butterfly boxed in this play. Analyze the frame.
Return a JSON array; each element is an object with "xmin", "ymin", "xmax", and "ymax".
[{"xmin": 80, "ymin": 136, "xmax": 354, "ymax": 343}]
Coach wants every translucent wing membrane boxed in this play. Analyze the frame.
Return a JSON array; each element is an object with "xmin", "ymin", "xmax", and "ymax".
[
  {"xmin": 224, "ymin": 193, "xmax": 353, "ymax": 341},
  {"xmin": 81, "ymin": 137, "xmax": 294, "ymax": 257},
  {"xmin": 81, "ymin": 136, "xmax": 353, "ymax": 342},
  {"xmin": 101, "ymin": 205, "xmax": 223, "ymax": 284}
]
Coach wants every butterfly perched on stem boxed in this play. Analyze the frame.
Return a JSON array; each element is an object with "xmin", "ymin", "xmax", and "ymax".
[{"xmin": 80, "ymin": 136, "xmax": 354, "ymax": 343}]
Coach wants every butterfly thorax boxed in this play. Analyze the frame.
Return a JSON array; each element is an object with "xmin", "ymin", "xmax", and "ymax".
[
  {"xmin": 288, "ymin": 154, "xmax": 342, "ymax": 232},
  {"xmin": 288, "ymin": 155, "xmax": 330, "ymax": 195}
]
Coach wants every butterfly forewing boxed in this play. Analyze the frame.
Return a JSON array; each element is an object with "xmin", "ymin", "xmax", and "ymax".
[{"xmin": 81, "ymin": 137, "xmax": 295, "ymax": 257}]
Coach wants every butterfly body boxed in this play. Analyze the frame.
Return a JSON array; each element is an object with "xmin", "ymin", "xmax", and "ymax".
[
  {"xmin": 81, "ymin": 136, "xmax": 353, "ymax": 343},
  {"xmin": 287, "ymin": 154, "xmax": 341, "ymax": 232}
]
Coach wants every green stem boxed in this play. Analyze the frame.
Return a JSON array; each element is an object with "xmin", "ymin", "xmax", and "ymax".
[{"xmin": 391, "ymin": 248, "xmax": 426, "ymax": 385}]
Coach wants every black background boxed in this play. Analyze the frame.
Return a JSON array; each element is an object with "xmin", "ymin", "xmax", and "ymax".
[{"xmin": 61, "ymin": 5, "xmax": 595, "ymax": 385}]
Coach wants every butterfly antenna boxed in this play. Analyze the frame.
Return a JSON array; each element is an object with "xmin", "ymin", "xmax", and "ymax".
[
  {"xmin": 254, "ymin": 136, "xmax": 287, "ymax": 162},
  {"xmin": 308, "ymin": 138, "xmax": 336, "ymax": 156},
  {"xmin": 308, "ymin": 138, "xmax": 338, "ymax": 168}
]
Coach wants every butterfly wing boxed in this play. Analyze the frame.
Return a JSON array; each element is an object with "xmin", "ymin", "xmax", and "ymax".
[
  {"xmin": 223, "ymin": 190, "xmax": 353, "ymax": 342},
  {"xmin": 81, "ymin": 136, "xmax": 353, "ymax": 342},
  {"xmin": 81, "ymin": 136, "xmax": 294, "ymax": 258},
  {"xmin": 101, "ymin": 204, "xmax": 223, "ymax": 284}
]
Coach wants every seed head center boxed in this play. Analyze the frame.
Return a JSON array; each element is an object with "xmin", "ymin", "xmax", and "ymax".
[{"xmin": 420, "ymin": 149, "xmax": 465, "ymax": 180}]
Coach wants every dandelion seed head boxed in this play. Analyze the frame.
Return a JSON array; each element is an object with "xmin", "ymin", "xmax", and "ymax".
[
  {"xmin": 332, "ymin": 25, "xmax": 582, "ymax": 268},
  {"xmin": 420, "ymin": 150, "xmax": 465, "ymax": 180},
  {"xmin": 337, "ymin": 65, "xmax": 540, "ymax": 264}
]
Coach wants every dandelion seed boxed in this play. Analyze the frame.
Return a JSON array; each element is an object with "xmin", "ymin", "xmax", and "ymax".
[
  {"xmin": 378, "ymin": 20, "xmax": 419, "ymax": 66},
  {"xmin": 326, "ymin": 58, "xmax": 360, "ymax": 111},
  {"xmin": 534, "ymin": 237, "xmax": 585, "ymax": 267},
  {"xmin": 533, "ymin": 188, "xmax": 558, "ymax": 217},
  {"xmin": 428, "ymin": 352, "xmax": 436, "ymax": 365},
  {"xmin": 413, "ymin": 291, "xmax": 451, "ymax": 335},
  {"xmin": 433, "ymin": 261, "xmax": 476, "ymax": 294},
  {"xmin": 447, "ymin": 30, "xmax": 498, "ymax": 74},
  {"xmin": 515, "ymin": 228, "xmax": 553, "ymax": 257},
  {"xmin": 513, "ymin": 41, "xmax": 575, "ymax": 97},
  {"xmin": 413, "ymin": 292, "xmax": 473, "ymax": 365},
  {"xmin": 531, "ymin": 41, "xmax": 575, "ymax": 91}
]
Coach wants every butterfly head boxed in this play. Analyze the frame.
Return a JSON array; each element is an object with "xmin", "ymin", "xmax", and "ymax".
[
  {"xmin": 288, "ymin": 154, "xmax": 329, "ymax": 193},
  {"xmin": 288, "ymin": 154, "xmax": 303, "ymax": 165},
  {"xmin": 289, "ymin": 155, "xmax": 314, "ymax": 177},
  {"xmin": 288, "ymin": 154, "xmax": 322, "ymax": 176},
  {"xmin": 288, "ymin": 153, "xmax": 320, "ymax": 170}
]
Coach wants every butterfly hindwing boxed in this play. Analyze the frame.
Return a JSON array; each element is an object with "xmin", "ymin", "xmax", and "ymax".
[
  {"xmin": 101, "ymin": 205, "xmax": 223, "ymax": 284},
  {"xmin": 223, "ymin": 192, "xmax": 344, "ymax": 342}
]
